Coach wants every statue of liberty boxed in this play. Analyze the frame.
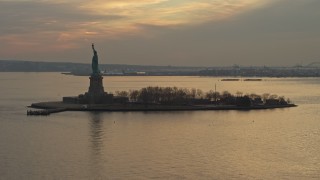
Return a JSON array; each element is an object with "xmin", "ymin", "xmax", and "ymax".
[{"xmin": 91, "ymin": 43, "xmax": 100, "ymax": 75}]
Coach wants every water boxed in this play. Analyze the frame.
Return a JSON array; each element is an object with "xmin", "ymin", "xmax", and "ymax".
[{"xmin": 0, "ymin": 73, "xmax": 319, "ymax": 179}]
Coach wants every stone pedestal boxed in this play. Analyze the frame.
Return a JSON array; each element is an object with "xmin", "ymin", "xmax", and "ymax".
[
  {"xmin": 63, "ymin": 73, "xmax": 116, "ymax": 104},
  {"xmin": 88, "ymin": 74, "xmax": 105, "ymax": 95},
  {"xmin": 87, "ymin": 74, "xmax": 105, "ymax": 104}
]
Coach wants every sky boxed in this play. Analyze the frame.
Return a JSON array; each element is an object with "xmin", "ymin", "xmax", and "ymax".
[{"xmin": 0, "ymin": 0, "xmax": 319, "ymax": 66}]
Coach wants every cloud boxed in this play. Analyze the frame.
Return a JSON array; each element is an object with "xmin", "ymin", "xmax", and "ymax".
[
  {"xmin": 0, "ymin": 0, "xmax": 262, "ymax": 37},
  {"xmin": 2, "ymin": 0, "xmax": 318, "ymax": 67},
  {"xmin": 0, "ymin": 1, "xmax": 123, "ymax": 34},
  {"xmin": 95, "ymin": 0, "xmax": 320, "ymax": 66},
  {"xmin": 0, "ymin": 0, "xmax": 125, "ymax": 55},
  {"xmin": 0, "ymin": 0, "xmax": 264, "ymax": 60},
  {"xmin": 83, "ymin": 0, "xmax": 263, "ymax": 27}
]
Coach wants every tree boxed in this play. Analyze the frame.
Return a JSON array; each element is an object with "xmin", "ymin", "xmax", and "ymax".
[
  {"xmin": 236, "ymin": 91, "xmax": 243, "ymax": 97},
  {"xmin": 129, "ymin": 90, "xmax": 139, "ymax": 102},
  {"xmin": 190, "ymin": 88, "xmax": 196, "ymax": 99},
  {"xmin": 115, "ymin": 91, "xmax": 129, "ymax": 97},
  {"xmin": 138, "ymin": 88, "xmax": 149, "ymax": 103},
  {"xmin": 222, "ymin": 91, "xmax": 231, "ymax": 98},
  {"xmin": 249, "ymin": 93, "xmax": 260, "ymax": 99},
  {"xmin": 205, "ymin": 90, "xmax": 220, "ymax": 101},
  {"xmin": 236, "ymin": 95, "xmax": 251, "ymax": 106},
  {"xmin": 196, "ymin": 89, "xmax": 204, "ymax": 98},
  {"xmin": 262, "ymin": 93, "xmax": 270, "ymax": 101},
  {"xmin": 269, "ymin": 94, "xmax": 278, "ymax": 99}
]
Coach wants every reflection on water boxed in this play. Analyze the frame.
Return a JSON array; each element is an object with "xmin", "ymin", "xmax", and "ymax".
[
  {"xmin": 88, "ymin": 112, "xmax": 106, "ymax": 179},
  {"xmin": 89, "ymin": 112, "xmax": 104, "ymax": 156}
]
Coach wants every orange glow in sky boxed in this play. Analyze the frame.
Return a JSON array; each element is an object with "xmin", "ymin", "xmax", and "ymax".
[{"xmin": 1, "ymin": 0, "xmax": 318, "ymax": 66}]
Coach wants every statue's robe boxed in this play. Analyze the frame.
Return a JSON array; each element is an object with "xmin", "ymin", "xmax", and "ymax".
[{"xmin": 92, "ymin": 50, "xmax": 99, "ymax": 75}]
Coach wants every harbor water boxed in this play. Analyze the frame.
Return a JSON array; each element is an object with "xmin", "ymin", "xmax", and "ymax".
[{"xmin": 0, "ymin": 73, "xmax": 319, "ymax": 179}]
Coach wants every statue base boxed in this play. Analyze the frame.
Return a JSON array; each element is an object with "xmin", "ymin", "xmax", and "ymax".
[
  {"xmin": 85, "ymin": 74, "xmax": 111, "ymax": 104},
  {"xmin": 63, "ymin": 73, "xmax": 128, "ymax": 104},
  {"xmin": 63, "ymin": 74, "xmax": 114, "ymax": 104},
  {"xmin": 88, "ymin": 74, "xmax": 104, "ymax": 95}
]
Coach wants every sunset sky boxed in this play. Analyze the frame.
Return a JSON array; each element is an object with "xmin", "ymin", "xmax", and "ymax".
[{"xmin": 0, "ymin": 0, "xmax": 319, "ymax": 66}]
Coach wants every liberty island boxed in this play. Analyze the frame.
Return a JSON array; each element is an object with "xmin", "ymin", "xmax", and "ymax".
[{"xmin": 29, "ymin": 44, "xmax": 296, "ymax": 115}]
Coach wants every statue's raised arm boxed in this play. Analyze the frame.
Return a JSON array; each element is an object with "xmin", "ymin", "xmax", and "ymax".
[
  {"xmin": 92, "ymin": 43, "xmax": 96, "ymax": 52},
  {"xmin": 91, "ymin": 43, "xmax": 100, "ymax": 75}
]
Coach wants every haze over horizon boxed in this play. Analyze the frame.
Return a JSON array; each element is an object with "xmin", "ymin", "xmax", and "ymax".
[{"xmin": 1, "ymin": 0, "xmax": 319, "ymax": 66}]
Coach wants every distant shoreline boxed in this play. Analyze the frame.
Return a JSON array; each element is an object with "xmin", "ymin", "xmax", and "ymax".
[{"xmin": 1, "ymin": 60, "xmax": 320, "ymax": 77}]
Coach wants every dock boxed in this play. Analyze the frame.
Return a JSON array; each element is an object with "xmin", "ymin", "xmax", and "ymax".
[{"xmin": 27, "ymin": 108, "xmax": 66, "ymax": 116}]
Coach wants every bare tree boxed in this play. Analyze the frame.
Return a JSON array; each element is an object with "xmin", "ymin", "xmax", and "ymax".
[
  {"xmin": 115, "ymin": 91, "xmax": 129, "ymax": 97},
  {"xmin": 236, "ymin": 91, "xmax": 243, "ymax": 97},
  {"xmin": 129, "ymin": 90, "xmax": 139, "ymax": 101},
  {"xmin": 196, "ymin": 89, "xmax": 204, "ymax": 98}
]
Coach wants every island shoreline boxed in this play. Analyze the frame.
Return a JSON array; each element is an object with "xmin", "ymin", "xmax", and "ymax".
[{"xmin": 29, "ymin": 101, "xmax": 297, "ymax": 114}]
